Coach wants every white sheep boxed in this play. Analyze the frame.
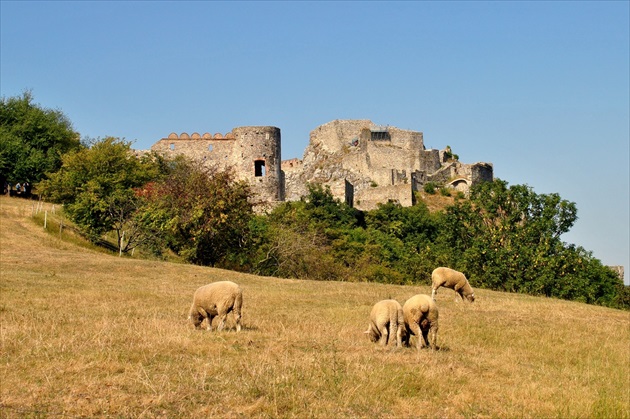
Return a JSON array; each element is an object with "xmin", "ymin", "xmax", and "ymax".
[
  {"xmin": 364, "ymin": 299, "xmax": 404, "ymax": 347},
  {"xmin": 188, "ymin": 281, "xmax": 243, "ymax": 332},
  {"xmin": 402, "ymin": 294, "xmax": 439, "ymax": 350},
  {"xmin": 431, "ymin": 267, "xmax": 475, "ymax": 302}
]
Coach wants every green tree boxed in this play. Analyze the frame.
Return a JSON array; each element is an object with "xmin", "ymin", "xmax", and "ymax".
[
  {"xmin": 0, "ymin": 91, "xmax": 81, "ymax": 189},
  {"xmin": 359, "ymin": 200, "xmax": 442, "ymax": 283},
  {"xmin": 250, "ymin": 184, "xmax": 360, "ymax": 280},
  {"xmin": 436, "ymin": 179, "xmax": 624, "ymax": 307},
  {"xmin": 39, "ymin": 137, "xmax": 161, "ymax": 251},
  {"xmin": 137, "ymin": 157, "xmax": 254, "ymax": 267}
]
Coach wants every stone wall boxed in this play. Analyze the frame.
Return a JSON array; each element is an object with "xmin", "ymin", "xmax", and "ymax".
[
  {"xmin": 146, "ymin": 119, "xmax": 494, "ymax": 213},
  {"xmin": 151, "ymin": 126, "xmax": 282, "ymax": 206},
  {"xmin": 282, "ymin": 119, "xmax": 495, "ymax": 210},
  {"xmin": 608, "ymin": 266, "xmax": 625, "ymax": 281},
  {"xmin": 355, "ymin": 184, "xmax": 413, "ymax": 211}
]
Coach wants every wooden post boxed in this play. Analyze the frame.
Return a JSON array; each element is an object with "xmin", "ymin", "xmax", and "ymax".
[
  {"xmin": 119, "ymin": 231, "xmax": 125, "ymax": 257},
  {"xmin": 44, "ymin": 211, "xmax": 47, "ymax": 229}
]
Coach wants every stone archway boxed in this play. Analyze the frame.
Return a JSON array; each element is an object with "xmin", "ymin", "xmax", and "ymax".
[{"xmin": 447, "ymin": 178, "xmax": 470, "ymax": 195}]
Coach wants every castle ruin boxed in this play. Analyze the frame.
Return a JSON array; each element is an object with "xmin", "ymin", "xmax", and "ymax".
[
  {"xmin": 148, "ymin": 119, "xmax": 493, "ymax": 211},
  {"xmin": 150, "ymin": 126, "xmax": 283, "ymax": 209}
]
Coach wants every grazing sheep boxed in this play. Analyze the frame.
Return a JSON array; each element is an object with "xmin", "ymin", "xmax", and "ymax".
[
  {"xmin": 189, "ymin": 281, "xmax": 242, "ymax": 332},
  {"xmin": 431, "ymin": 267, "xmax": 475, "ymax": 302},
  {"xmin": 402, "ymin": 294, "xmax": 439, "ymax": 350},
  {"xmin": 364, "ymin": 299, "xmax": 404, "ymax": 347}
]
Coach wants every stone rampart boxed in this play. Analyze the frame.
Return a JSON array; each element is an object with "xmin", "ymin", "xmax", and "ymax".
[
  {"xmin": 355, "ymin": 184, "xmax": 413, "ymax": 211},
  {"xmin": 151, "ymin": 126, "xmax": 283, "ymax": 206},
  {"xmin": 146, "ymin": 119, "xmax": 493, "ymax": 212}
]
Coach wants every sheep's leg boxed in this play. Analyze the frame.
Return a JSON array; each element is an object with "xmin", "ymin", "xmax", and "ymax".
[
  {"xmin": 421, "ymin": 330, "xmax": 430, "ymax": 349},
  {"xmin": 428, "ymin": 325, "xmax": 439, "ymax": 350},
  {"xmin": 216, "ymin": 314, "xmax": 227, "ymax": 331},
  {"xmin": 401, "ymin": 326, "xmax": 411, "ymax": 347},
  {"xmin": 206, "ymin": 314, "xmax": 215, "ymax": 331},
  {"xmin": 388, "ymin": 321, "xmax": 400, "ymax": 347},
  {"xmin": 431, "ymin": 288, "xmax": 437, "ymax": 301},
  {"xmin": 408, "ymin": 322, "xmax": 423, "ymax": 351},
  {"xmin": 395, "ymin": 324, "xmax": 403, "ymax": 347},
  {"xmin": 379, "ymin": 326, "xmax": 389, "ymax": 346},
  {"xmin": 234, "ymin": 313, "xmax": 242, "ymax": 332}
]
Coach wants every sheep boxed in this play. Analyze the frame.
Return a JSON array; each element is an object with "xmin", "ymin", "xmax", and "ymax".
[
  {"xmin": 188, "ymin": 281, "xmax": 243, "ymax": 332},
  {"xmin": 431, "ymin": 267, "xmax": 475, "ymax": 303},
  {"xmin": 364, "ymin": 299, "xmax": 404, "ymax": 347},
  {"xmin": 402, "ymin": 294, "xmax": 439, "ymax": 350}
]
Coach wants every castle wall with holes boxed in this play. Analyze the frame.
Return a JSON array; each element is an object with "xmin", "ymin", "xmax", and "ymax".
[
  {"xmin": 151, "ymin": 126, "xmax": 282, "ymax": 205},
  {"xmin": 148, "ymin": 120, "xmax": 494, "ymax": 212}
]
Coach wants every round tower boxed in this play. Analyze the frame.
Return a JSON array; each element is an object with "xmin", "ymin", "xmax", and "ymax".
[{"xmin": 232, "ymin": 126, "xmax": 283, "ymax": 204}]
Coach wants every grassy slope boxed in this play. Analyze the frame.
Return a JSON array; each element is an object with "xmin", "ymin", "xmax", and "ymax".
[{"xmin": 1, "ymin": 196, "xmax": 628, "ymax": 418}]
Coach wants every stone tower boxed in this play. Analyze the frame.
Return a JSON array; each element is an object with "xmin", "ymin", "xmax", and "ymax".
[
  {"xmin": 150, "ymin": 126, "xmax": 283, "ymax": 209},
  {"xmin": 232, "ymin": 126, "xmax": 283, "ymax": 205}
]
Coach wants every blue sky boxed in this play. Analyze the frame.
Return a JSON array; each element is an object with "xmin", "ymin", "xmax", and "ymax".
[{"xmin": 2, "ymin": 1, "xmax": 628, "ymax": 283}]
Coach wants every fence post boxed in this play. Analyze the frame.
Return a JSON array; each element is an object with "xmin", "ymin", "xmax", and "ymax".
[
  {"xmin": 119, "ymin": 231, "xmax": 125, "ymax": 257},
  {"xmin": 44, "ymin": 211, "xmax": 47, "ymax": 229}
]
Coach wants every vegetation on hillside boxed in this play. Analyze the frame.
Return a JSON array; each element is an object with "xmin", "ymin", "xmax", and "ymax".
[
  {"xmin": 3, "ymin": 92, "xmax": 628, "ymax": 309},
  {"xmin": 39, "ymin": 137, "xmax": 164, "ymax": 251},
  {"xmin": 135, "ymin": 157, "xmax": 254, "ymax": 267},
  {"xmin": 0, "ymin": 91, "xmax": 81, "ymax": 189}
]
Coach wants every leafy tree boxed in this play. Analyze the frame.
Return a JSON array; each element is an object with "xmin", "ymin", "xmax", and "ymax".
[
  {"xmin": 250, "ymin": 184, "xmax": 361, "ymax": 280},
  {"xmin": 137, "ymin": 157, "xmax": 254, "ymax": 267},
  {"xmin": 435, "ymin": 179, "xmax": 624, "ymax": 306},
  {"xmin": 0, "ymin": 91, "xmax": 81, "ymax": 188},
  {"xmin": 39, "ymin": 137, "xmax": 162, "ymax": 251}
]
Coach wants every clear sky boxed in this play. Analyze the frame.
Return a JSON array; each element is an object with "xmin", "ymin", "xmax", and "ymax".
[{"xmin": 2, "ymin": 1, "xmax": 628, "ymax": 284}]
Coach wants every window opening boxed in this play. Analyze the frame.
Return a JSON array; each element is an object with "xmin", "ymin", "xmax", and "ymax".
[
  {"xmin": 169, "ymin": 143, "xmax": 175, "ymax": 151},
  {"xmin": 370, "ymin": 125, "xmax": 391, "ymax": 141},
  {"xmin": 254, "ymin": 160, "xmax": 266, "ymax": 177}
]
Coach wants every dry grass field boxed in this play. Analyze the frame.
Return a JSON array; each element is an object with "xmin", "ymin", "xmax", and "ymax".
[{"xmin": 1, "ymin": 195, "xmax": 629, "ymax": 418}]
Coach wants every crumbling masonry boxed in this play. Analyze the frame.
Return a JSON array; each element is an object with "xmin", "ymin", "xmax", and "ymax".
[{"xmin": 148, "ymin": 119, "xmax": 493, "ymax": 211}]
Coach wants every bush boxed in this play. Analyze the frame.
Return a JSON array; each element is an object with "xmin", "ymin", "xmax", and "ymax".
[{"xmin": 423, "ymin": 182, "xmax": 437, "ymax": 194}]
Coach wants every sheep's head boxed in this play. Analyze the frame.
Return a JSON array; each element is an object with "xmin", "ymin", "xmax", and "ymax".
[
  {"xmin": 190, "ymin": 310, "xmax": 204, "ymax": 328},
  {"xmin": 364, "ymin": 327, "xmax": 378, "ymax": 343},
  {"xmin": 466, "ymin": 293, "xmax": 475, "ymax": 303}
]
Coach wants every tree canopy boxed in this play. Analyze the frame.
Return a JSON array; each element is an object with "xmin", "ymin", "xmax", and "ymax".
[
  {"xmin": 9, "ymin": 91, "xmax": 623, "ymax": 309},
  {"xmin": 136, "ymin": 157, "xmax": 255, "ymax": 267},
  {"xmin": 39, "ymin": 137, "xmax": 162, "ymax": 249},
  {"xmin": 0, "ymin": 91, "xmax": 81, "ymax": 187}
]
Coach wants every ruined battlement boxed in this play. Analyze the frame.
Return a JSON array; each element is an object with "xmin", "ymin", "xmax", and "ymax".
[
  {"xmin": 151, "ymin": 126, "xmax": 283, "ymax": 205},
  {"xmin": 146, "ymin": 120, "xmax": 494, "ymax": 212},
  {"xmin": 282, "ymin": 120, "xmax": 493, "ymax": 210}
]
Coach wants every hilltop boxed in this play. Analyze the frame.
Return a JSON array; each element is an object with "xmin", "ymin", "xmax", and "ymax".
[{"xmin": 1, "ymin": 195, "xmax": 628, "ymax": 418}]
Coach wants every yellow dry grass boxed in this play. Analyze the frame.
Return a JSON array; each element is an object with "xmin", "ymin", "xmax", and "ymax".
[{"xmin": 1, "ymin": 195, "xmax": 629, "ymax": 418}]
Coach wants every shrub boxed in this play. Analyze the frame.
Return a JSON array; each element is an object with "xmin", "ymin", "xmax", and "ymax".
[{"xmin": 423, "ymin": 182, "xmax": 437, "ymax": 194}]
